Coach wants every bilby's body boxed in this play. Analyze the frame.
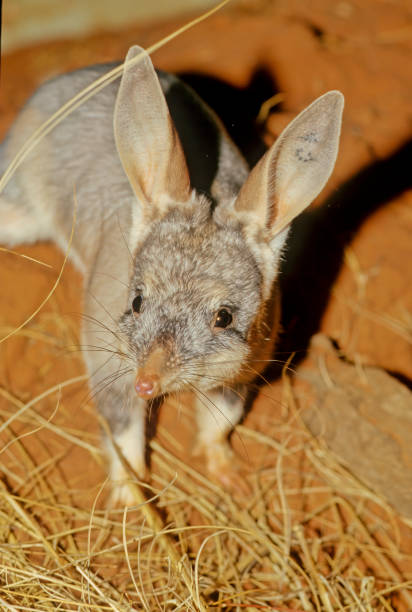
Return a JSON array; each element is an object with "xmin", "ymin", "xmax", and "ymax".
[{"xmin": 0, "ymin": 47, "xmax": 343, "ymax": 503}]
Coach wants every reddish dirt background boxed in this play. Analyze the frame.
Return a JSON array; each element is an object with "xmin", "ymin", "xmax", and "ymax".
[
  {"xmin": 1, "ymin": 0, "xmax": 412, "ymax": 606},
  {"xmin": 1, "ymin": 0, "xmax": 411, "ymax": 378}
]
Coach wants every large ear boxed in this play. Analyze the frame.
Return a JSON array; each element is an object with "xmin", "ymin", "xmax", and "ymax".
[
  {"xmin": 114, "ymin": 46, "xmax": 191, "ymax": 209},
  {"xmin": 233, "ymin": 91, "xmax": 344, "ymax": 238}
]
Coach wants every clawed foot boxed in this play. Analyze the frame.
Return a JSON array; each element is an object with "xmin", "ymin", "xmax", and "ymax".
[
  {"xmin": 195, "ymin": 439, "xmax": 251, "ymax": 496},
  {"xmin": 107, "ymin": 452, "xmax": 147, "ymax": 507},
  {"xmin": 109, "ymin": 478, "xmax": 142, "ymax": 507}
]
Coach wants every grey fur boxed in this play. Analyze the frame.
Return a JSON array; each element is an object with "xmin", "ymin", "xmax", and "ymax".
[{"xmin": 0, "ymin": 46, "xmax": 343, "ymax": 501}]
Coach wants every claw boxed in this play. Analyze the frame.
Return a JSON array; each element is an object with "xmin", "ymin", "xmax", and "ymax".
[
  {"xmin": 198, "ymin": 440, "xmax": 251, "ymax": 496},
  {"xmin": 109, "ymin": 480, "xmax": 141, "ymax": 507}
]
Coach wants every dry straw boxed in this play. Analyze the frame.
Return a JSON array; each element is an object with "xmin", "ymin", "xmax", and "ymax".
[
  {"xmin": 2, "ymin": 388, "xmax": 412, "ymax": 609},
  {"xmin": 1, "ymin": 0, "xmax": 412, "ymax": 609}
]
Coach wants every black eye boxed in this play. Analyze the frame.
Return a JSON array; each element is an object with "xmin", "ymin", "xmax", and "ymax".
[
  {"xmin": 214, "ymin": 308, "xmax": 233, "ymax": 329},
  {"xmin": 132, "ymin": 294, "xmax": 143, "ymax": 314}
]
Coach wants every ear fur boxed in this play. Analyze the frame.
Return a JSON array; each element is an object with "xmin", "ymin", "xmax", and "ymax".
[
  {"xmin": 233, "ymin": 91, "xmax": 344, "ymax": 239},
  {"xmin": 114, "ymin": 46, "xmax": 191, "ymax": 214}
]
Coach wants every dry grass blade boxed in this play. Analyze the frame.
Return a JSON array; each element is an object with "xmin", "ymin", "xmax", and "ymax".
[
  {"xmin": 0, "ymin": 0, "xmax": 232, "ymax": 195},
  {"xmin": 0, "ymin": 193, "xmax": 77, "ymax": 345},
  {"xmin": 0, "ymin": 247, "xmax": 52, "ymax": 268},
  {"xmin": 0, "ymin": 374, "xmax": 88, "ymax": 438},
  {"xmin": 1, "ymin": 382, "xmax": 412, "ymax": 608},
  {"xmin": 100, "ymin": 418, "xmax": 208, "ymax": 611}
]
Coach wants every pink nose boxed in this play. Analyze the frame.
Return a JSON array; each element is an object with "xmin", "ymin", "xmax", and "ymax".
[{"xmin": 135, "ymin": 375, "xmax": 159, "ymax": 399}]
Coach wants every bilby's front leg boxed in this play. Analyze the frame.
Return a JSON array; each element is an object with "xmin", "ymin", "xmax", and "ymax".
[
  {"xmin": 97, "ymin": 383, "xmax": 147, "ymax": 506},
  {"xmin": 194, "ymin": 386, "xmax": 248, "ymax": 493}
]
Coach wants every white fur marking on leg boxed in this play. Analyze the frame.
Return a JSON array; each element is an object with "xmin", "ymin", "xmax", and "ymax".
[
  {"xmin": 107, "ymin": 404, "xmax": 146, "ymax": 505},
  {"xmin": 195, "ymin": 387, "xmax": 244, "ymax": 448}
]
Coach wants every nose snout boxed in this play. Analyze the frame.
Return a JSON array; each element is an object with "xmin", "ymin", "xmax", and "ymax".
[{"xmin": 135, "ymin": 374, "xmax": 160, "ymax": 399}]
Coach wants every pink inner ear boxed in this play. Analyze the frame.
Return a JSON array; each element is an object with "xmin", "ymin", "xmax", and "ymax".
[
  {"xmin": 232, "ymin": 145, "xmax": 278, "ymax": 229},
  {"xmin": 233, "ymin": 91, "xmax": 343, "ymax": 238},
  {"xmin": 114, "ymin": 46, "xmax": 191, "ymax": 208}
]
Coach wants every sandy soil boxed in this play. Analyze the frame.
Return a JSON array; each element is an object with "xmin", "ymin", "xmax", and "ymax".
[{"xmin": 1, "ymin": 0, "xmax": 411, "ymax": 608}]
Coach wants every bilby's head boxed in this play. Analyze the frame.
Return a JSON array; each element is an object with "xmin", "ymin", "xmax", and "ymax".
[{"xmin": 115, "ymin": 46, "xmax": 344, "ymax": 399}]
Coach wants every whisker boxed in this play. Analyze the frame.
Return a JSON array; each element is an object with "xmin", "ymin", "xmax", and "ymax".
[
  {"xmin": 87, "ymin": 366, "xmax": 134, "ymax": 405},
  {"xmin": 83, "ymin": 292, "xmax": 130, "ymax": 345},
  {"xmin": 180, "ymin": 355, "xmax": 297, "ymax": 372},
  {"xmin": 70, "ymin": 343, "xmax": 133, "ymax": 363},
  {"xmin": 147, "ymin": 398, "xmax": 156, "ymax": 422},
  {"xmin": 93, "ymin": 271, "xmax": 131, "ymax": 290},
  {"xmin": 184, "ymin": 380, "xmax": 239, "ymax": 437},
  {"xmin": 177, "ymin": 366, "xmax": 286, "ymax": 412},
  {"xmin": 78, "ymin": 349, "xmax": 127, "ymax": 395},
  {"xmin": 182, "ymin": 382, "xmax": 232, "ymax": 447},
  {"xmin": 179, "ymin": 370, "xmax": 240, "ymax": 389},
  {"xmin": 79, "ymin": 311, "xmax": 137, "ymax": 359},
  {"xmin": 79, "ymin": 312, "xmax": 124, "ymax": 343},
  {"xmin": 185, "ymin": 380, "xmax": 250, "ymax": 464},
  {"xmin": 177, "ymin": 358, "xmax": 296, "ymax": 387},
  {"xmin": 242, "ymin": 363, "xmax": 272, "ymax": 387},
  {"xmin": 89, "ymin": 368, "xmax": 131, "ymax": 399},
  {"xmin": 116, "ymin": 212, "xmax": 135, "ymax": 266}
]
